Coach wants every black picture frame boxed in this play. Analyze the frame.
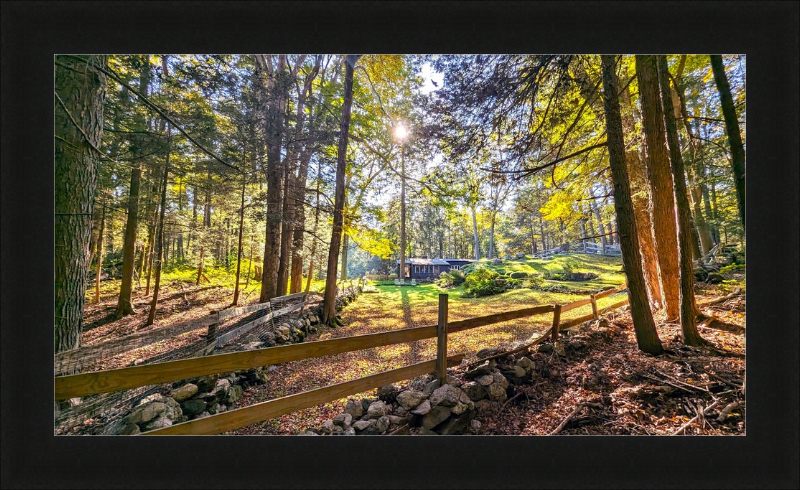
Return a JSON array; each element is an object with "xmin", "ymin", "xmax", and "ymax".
[{"xmin": 2, "ymin": 1, "xmax": 797, "ymax": 488}]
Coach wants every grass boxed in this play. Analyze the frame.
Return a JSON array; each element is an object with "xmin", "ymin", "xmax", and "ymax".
[{"xmin": 361, "ymin": 254, "xmax": 627, "ymax": 338}]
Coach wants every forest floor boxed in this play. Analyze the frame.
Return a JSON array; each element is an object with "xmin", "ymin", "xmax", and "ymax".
[{"xmin": 75, "ymin": 263, "xmax": 745, "ymax": 436}]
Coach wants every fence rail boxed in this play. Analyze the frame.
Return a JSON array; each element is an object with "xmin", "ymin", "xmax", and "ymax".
[{"xmin": 55, "ymin": 282, "xmax": 629, "ymax": 435}]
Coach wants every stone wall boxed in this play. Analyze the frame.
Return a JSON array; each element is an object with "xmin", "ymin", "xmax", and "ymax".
[
  {"xmin": 104, "ymin": 289, "xmax": 364, "ymax": 435},
  {"xmin": 300, "ymin": 353, "xmax": 548, "ymax": 436}
]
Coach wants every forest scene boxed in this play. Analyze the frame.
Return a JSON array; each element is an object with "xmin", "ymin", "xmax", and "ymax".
[{"xmin": 54, "ymin": 54, "xmax": 746, "ymax": 436}]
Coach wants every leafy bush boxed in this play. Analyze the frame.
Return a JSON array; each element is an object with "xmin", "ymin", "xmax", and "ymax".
[
  {"xmin": 460, "ymin": 263, "xmax": 477, "ymax": 275},
  {"xmin": 437, "ymin": 270, "xmax": 466, "ymax": 288},
  {"xmin": 462, "ymin": 268, "xmax": 505, "ymax": 298},
  {"xmin": 524, "ymin": 275, "xmax": 545, "ymax": 288},
  {"xmin": 505, "ymin": 278, "xmax": 523, "ymax": 289},
  {"xmin": 561, "ymin": 258, "xmax": 580, "ymax": 274},
  {"xmin": 509, "ymin": 271, "xmax": 528, "ymax": 279}
]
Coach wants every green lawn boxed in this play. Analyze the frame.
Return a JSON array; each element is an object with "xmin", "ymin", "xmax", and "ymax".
[{"xmin": 364, "ymin": 253, "xmax": 626, "ymax": 329}]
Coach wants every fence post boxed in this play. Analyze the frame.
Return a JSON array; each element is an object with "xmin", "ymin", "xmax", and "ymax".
[
  {"xmin": 437, "ymin": 293, "xmax": 449, "ymax": 385},
  {"xmin": 203, "ymin": 316, "xmax": 219, "ymax": 356},
  {"xmin": 590, "ymin": 294, "xmax": 598, "ymax": 320},
  {"xmin": 551, "ymin": 304, "xmax": 562, "ymax": 342}
]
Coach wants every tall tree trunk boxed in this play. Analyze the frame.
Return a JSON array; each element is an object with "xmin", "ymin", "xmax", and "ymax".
[
  {"xmin": 621, "ymin": 78, "xmax": 663, "ymax": 310},
  {"xmin": 259, "ymin": 55, "xmax": 288, "ymax": 302},
  {"xmin": 538, "ymin": 213, "xmax": 547, "ymax": 251},
  {"xmin": 657, "ymin": 56, "xmax": 706, "ymax": 346},
  {"xmin": 94, "ymin": 198, "xmax": 107, "ymax": 304},
  {"xmin": 636, "ymin": 55, "xmax": 680, "ymax": 319},
  {"xmin": 276, "ymin": 155, "xmax": 293, "ymax": 296},
  {"xmin": 674, "ymin": 76, "xmax": 715, "ymax": 255},
  {"xmin": 115, "ymin": 59, "xmax": 151, "ymax": 317},
  {"xmin": 488, "ymin": 214, "xmax": 496, "ymax": 259},
  {"xmin": 341, "ymin": 234, "xmax": 349, "ymax": 281},
  {"xmin": 592, "ymin": 202, "xmax": 607, "ymax": 247},
  {"xmin": 471, "ymin": 205, "xmax": 480, "ymax": 260},
  {"xmin": 709, "ymin": 55, "xmax": 746, "ymax": 231},
  {"xmin": 290, "ymin": 58, "xmax": 322, "ymax": 293},
  {"xmin": 54, "ymin": 55, "xmax": 107, "ymax": 353},
  {"xmin": 147, "ymin": 129, "xmax": 171, "ymax": 325},
  {"xmin": 305, "ymin": 159, "xmax": 323, "ymax": 293},
  {"xmin": 601, "ymin": 55, "xmax": 663, "ymax": 355},
  {"xmin": 322, "ymin": 55, "xmax": 359, "ymax": 325},
  {"xmin": 232, "ymin": 174, "xmax": 246, "ymax": 306},
  {"xmin": 144, "ymin": 138, "xmax": 167, "ymax": 296}
]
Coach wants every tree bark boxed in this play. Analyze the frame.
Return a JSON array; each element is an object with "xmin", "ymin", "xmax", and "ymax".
[
  {"xmin": 471, "ymin": 205, "xmax": 480, "ymax": 260},
  {"xmin": 636, "ymin": 55, "xmax": 680, "ymax": 319},
  {"xmin": 94, "ymin": 199, "xmax": 106, "ymax": 304},
  {"xmin": 115, "ymin": 59, "xmax": 151, "ymax": 317},
  {"xmin": 322, "ymin": 55, "xmax": 359, "ymax": 325},
  {"xmin": 232, "ymin": 173, "xmax": 246, "ymax": 306},
  {"xmin": 709, "ymin": 55, "xmax": 746, "ymax": 231},
  {"xmin": 146, "ymin": 128, "xmax": 171, "ymax": 325},
  {"xmin": 621, "ymin": 75, "xmax": 663, "ymax": 310},
  {"xmin": 601, "ymin": 55, "xmax": 663, "ymax": 355},
  {"xmin": 259, "ymin": 55, "xmax": 288, "ymax": 302},
  {"xmin": 656, "ymin": 56, "xmax": 706, "ymax": 346},
  {"xmin": 54, "ymin": 54, "xmax": 107, "ymax": 353},
  {"xmin": 290, "ymin": 58, "xmax": 322, "ymax": 293}
]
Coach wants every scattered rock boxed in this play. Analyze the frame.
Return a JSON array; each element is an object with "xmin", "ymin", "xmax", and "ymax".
[
  {"xmin": 422, "ymin": 405, "xmax": 451, "ymax": 429},
  {"xmin": 553, "ymin": 341, "xmax": 566, "ymax": 357},
  {"xmin": 450, "ymin": 401, "xmax": 469, "ymax": 415},
  {"xmin": 225, "ymin": 384, "xmax": 243, "ymax": 405},
  {"xmin": 463, "ymin": 381, "xmax": 487, "ymax": 401},
  {"xmin": 141, "ymin": 415, "xmax": 172, "ymax": 431},
  {"xmin": 396, "ymin": 390, "xmax": 427, "ymax": 410},
  {"xmin": 476, "ymin": 374, "xmax": 495, "ymax": 386},
  {"xmin": 419, "ymin": 427, "xmax": 438, "ymax": 435},
  {"xmin": 171, "ymin": 383, "xmax": 198, "ymax": 402},
  {"xmin": 429, "ymin": 384, "xmax": 462, "ymax": 407},
  {"xmin": 492, "ymin": 372, "xmax": 509, "ymax": 389},
  {"xmin": 438, "ymin": 411, "xmax": 476, "ymax": 435},
  {"xmin": 411, "ymin": 400, "xmax": 432, "ymax": 416},
  {"xmin": 486, "ymin": 383, "xmax": 508, "ymax": 402},
  {"xmin": 513, "ymin": 366, "xmax": 527, "ymax": 377},
  {"xmin": 377, "ymin": 384, "xmax": 398, "ymax": 402},
  {"xmin": 367, "ymin": 401, "xmax": 388, "ymax": 419},
  {"xmin": 344, "ymin": 399, "xmax": 364, "ymax": 419},
  {"xmin": 387, "ymin": 414, "xmax": 410, "ymax": 425},
  {"xmin": 353, "ymin": 419, "xmax": 374, "ymax": 432},
  {"xmin": 516, "ymin": 357, "xmax": 533, "ymax": 370},
  {"xmin": 333, "ymin": 413, "xmax": 353, "ymax": 428},
  {"xmin": 180, "ymin": 399, "xmax": 207, "ymax": 416},
  {"xmin": 422, "ymin": 379, "xmax": 441, "ymax": 396},
  {"xmin": 126, "ymin": 401, "xmax": 166, "ymax": 425},
  {"xmin": 470, "ymin": 419, "xmax": 482, "ymax": 431},
  {"xmin": 374, "ymin": 415, "xmax": 390, "ymax": 433},
  {"xmin": 319, "ymin": 419, "xmax": 335, "ymax": 435},
  {"xmin": 538, "ymin": 344, "xmax": 554, "ymax": 354}
]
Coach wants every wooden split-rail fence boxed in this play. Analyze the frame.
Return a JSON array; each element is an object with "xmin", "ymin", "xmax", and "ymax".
[{"xmin": 54, "ymin": 283, "xmax": 628, "ymax": 435}]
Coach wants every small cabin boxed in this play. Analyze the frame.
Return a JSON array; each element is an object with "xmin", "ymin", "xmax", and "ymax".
[{"xmin": 397, "ymin": 258, "xmax": 476, "ymax": 280}]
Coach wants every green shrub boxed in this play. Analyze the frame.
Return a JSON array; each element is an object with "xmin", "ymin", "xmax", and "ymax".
[
  {"xmin": 509, "ymin": 271, "xmax": 528, "ymax": 279},
  {"xmin": 506, "ymin": 278, "xmax": 523, "ymax": 289},
  {"xmin": 524, "ymin": 275, "xmax": 545, "ymax": 288},
  {"xmin": 719, "ymin": 263, "xmax": 745, "ymax": 275},
  {"xmin": 462, "ymin": 268, "xmax": 504, "ymax": 297}
]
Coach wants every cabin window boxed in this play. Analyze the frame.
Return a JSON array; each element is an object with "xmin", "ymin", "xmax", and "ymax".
[{"xmin": 451, "ymin": 265, "xmax": 460, "ymax": 270}]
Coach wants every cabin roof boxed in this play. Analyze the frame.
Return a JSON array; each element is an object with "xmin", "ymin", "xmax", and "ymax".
[{"xmin": 396, "ymin": 258, "xmax": 473, "ymax": 265}]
